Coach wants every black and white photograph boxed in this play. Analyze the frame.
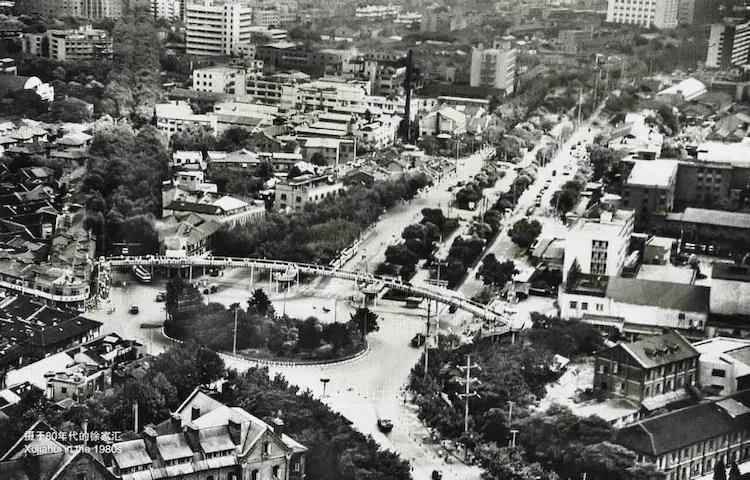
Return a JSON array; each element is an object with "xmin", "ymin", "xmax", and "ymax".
[{"xmin": 0, "ymin": 0, "xmax": 744, "ymax": 479}]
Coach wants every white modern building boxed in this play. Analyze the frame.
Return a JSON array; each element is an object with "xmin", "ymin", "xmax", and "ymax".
[
  {"xmin": 707, "ymin": 19, "xmax": 750, "ymax": 69},
  {"xmin": 563, "ymin": 209, "xmax": 635, "ymax": 281},
  {"xmin": 155, "ymin": 101, "xmax": 218, "ymax": 138},
  {"xmin": 185, "ymin": 0, "xmax": 253, "ymax": 56},
  {"xmin": 469, "ymin": 41, "xmax": 516, "ymax": 95},
  {"xmin": 694, "ymin": 337, "xmax": 750, "ymax": 396},
  {"xmin": 606, "ymin": 0, "xmax": 679, "ymax": 29},
  {"xmin": 274, "ymin": 175, "xmax": 345, "ymax": 212}
]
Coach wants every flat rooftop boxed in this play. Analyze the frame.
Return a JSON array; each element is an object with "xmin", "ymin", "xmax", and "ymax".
[
  {"xmin": 626, "ymin": 160, "xmax": 678, "ymax": 188},
  {"xmin": 636, "ymin": 264, "xmax": 695, "ymax": 284}
]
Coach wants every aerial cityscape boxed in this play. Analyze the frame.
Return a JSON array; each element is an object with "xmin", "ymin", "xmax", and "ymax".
[{"xmin": 0, "ymin": 0, "xmax": 746, "ymax": 479}]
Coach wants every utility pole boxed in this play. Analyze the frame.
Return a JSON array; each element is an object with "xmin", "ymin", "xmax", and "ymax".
[
  {"xmin": 592, "ymin": 68, "xmax": 600, "ymax": 108},
  {"xmin": 424, "ymin": 299, "xmax": 432, "ymax": 378},
  {"xmin": 577, "ymin": 86, "xmax": 583, "ymax": 126},
  {"xmin": 508, "ymin": 400, "xmax": 515, "ymax": 426},
  {"xmin": 232, "ymin": 306, "xmax": 239, "ymax": 355},
  {"xmin": 458, "ymin": 354, "xmax": 482, "ymax": 434}
]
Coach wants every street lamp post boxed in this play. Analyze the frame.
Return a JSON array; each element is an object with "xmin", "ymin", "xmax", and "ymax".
[{"xmin": 320, "ymin": 377, "xmax": 330, "ymax": 398}]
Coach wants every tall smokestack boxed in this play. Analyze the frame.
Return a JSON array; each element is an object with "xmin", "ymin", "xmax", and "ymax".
[{"xmin": 403, "ymin": 49, "xmax": 413, "ymax": 144}]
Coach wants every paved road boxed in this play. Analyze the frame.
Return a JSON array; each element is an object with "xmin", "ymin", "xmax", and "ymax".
[{"xmin": 86, "ymin": 128, "xmax": 600, "ymax": 480}]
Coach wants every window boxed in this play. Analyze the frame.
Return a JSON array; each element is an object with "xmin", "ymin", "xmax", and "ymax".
[
  {"xmin": 76, "ymin": 474, "xmax": 87, "ymax": 480},
  {"xmin": 569, "ymin": 301, "xmax": 577, "ymax": 309},
  {"xmin": 61, "ymin": 387, "xmax": 67, "ymax": 394},
  {"xmin": 251, "ymin": 470, "xmax": 259, "ymax": 480},
  {"xmin": 273, "ymin": 465, "xmax": 280, "ymax": 478},
  {"xmin": 263, "ymin": 441, "xmax": 270, "ymax": 455},
  {"xmin": 581, "ymin": 302, "xmax": 588, "ymax": 311},
  {"xmin": 712, "ymin": 369, "xmax": 726, "ymax": 378},
  {"xmin": 596, "ymin": 304, "xmax": 603, "ymax": 312}
]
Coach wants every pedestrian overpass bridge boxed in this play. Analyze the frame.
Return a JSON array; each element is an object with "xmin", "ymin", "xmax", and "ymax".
[{"xmin": 99, "ymin": 255, "xmax": 511, "ymax": 331}]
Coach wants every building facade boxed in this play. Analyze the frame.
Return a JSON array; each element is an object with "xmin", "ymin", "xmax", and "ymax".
[
  {"xmin": 606, "ymin": 0, "xmax": 679, "ymax": 28},
  {"xmin": 707, "ymin": 19, "xmax": 750, "ymax": 69},
  {"xmin": 563, "ymin": 209, "xmax": 635, "ymax": 281},
  {"xmin": 274, "ymin": 175, "xmax": 344, "ymax": 211},
  {"xmin": 469, "ymin": 41, "xmax": 516, "ymax": 95},
  {"xmin": 593, "ymin": 331, "xmax": 699, "ymax": 405},
  {"xmin": 44, "ymin": 26, "xmax": 114, "ymax": 62},
  {"xmin": 185, "ymin": 0, "xmax": 254, "ymax": 56}
]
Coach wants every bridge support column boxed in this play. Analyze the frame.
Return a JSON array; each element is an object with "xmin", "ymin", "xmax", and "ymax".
[
  {"xmin": 250, "ymin": 265, "xmax": 254, "ymax": 290},
  {"xmin": 296, "ymin": 270, "xmax": 300, "ymax": 294},
  {"xmin": 150, "ymin": 265, "xmax": 154, "ymax": 277},
  {"xmin": 202, "ymin": 266, "xmax": 205, "ymax": 277},
  {"xmin": 189, "ymin": 266, "xmax": 193, "ymax": 282}
]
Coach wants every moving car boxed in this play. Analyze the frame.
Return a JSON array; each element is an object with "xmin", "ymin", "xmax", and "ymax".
[
  {"xmin": 129, "ymin": 305, "xmax": 139, "ymax": 315},
  {"xmin": 377, "ymin": 418, "xmax": 393, "ymax": 433},
  {"xmin": 155, "ymin": 292, "xmax": 166, "ymax": 302},
  {"xmin": 411, "ymin": 333, "xmax": 427, "ymax": 348}
]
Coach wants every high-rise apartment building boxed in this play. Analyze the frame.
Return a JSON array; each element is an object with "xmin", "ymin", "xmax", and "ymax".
[
  {"xmin": 185, "ymin": 0, "xmax": 253, "ymax": 56},
  {"xmin": 606, "ymin": 0, "xmax": 679, "ymax": 28},
  {"xmin": 469, "ymin": 41, "xmax": 516, "ymax": 95},
  {"xmin": 706, "ymin": 19, "xmax": 750, "ymax": 68},
  {"xmin": 15, "ymin": 0, "xmax": 124, "ymax": 18},
  {"xmin": 151, "ymin": 0, "xmax": 182, "ymax": 19}
]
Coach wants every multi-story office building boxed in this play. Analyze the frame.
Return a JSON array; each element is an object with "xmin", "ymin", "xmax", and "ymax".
[
  {"xmin": 593, "ymin": 331, "xmax": 699, "ymax": 406},
  {"xmin": 562, "ymin": 208, "xmax": 635, "ymax": 281},
  {"xmin": 185, "ymin": 0, "xmax": 253, "ymax": 56},
  {"xmin": 42, "ymin": 26, "xmax": 113, "ymax": 62},
  {"xmin": 707, "ymin": 19, "xmax": 750, "ymax": 69},
  {"xmin": 622, "ymin": 160, "xmax": 679, "ymax": 222},
  {"xmin": 19, "ymin": 0, "xmax": 124, "ymax": 18},
  {"xmin": 469, "ymin": 41, "xmax": 516, "ymax": 95},
  {"xmin": 676, "ymin": 142, "xmax": 750, "ymax": 210},
  {"xmin": 274, "ymin": 175, "xmax": 345, "ymax": 212},
  {"xmin": 606, "ymin": 0, "xmax": 679, "ymax": 28}
]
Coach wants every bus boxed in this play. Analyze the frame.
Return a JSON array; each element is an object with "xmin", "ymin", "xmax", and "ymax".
[{"xmin": 132, "ymin": 265, "xmax": 152, "ymax": 283}]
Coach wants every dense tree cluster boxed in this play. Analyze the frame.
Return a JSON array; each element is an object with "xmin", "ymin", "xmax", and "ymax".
[
  {"xmin": 221, "ymin": 367, "xmax": 411, "ymax": 480},
  {"xmin": 478, "ymin": 254, "xmax": 518, "ymax": 287},
  {"xmin": 213, "ymin": 171, "xmax": 432, "ymax": 265},
  {"xmin": 550, "ymin": 177, "xmax": 586, "ymax": 218},
  {"xmin": 377, "ymin": 208, "xmax": 458, "ymax": 280},
  {"xmin": 508, "ymin": 218, "xmax": 542, "ymax": 249},
  {"xmin": 101, "ymin": 10, "xmax": 163, "ymax": 124},
  {"xmin": 455, "ymin": 165, "xmax": 499, "ymax": 209},
  {"xmin": 81, "ymin": 125, "xmax": 169, "ymax": 254},
  {"xmin": 166, "ymin": 286, "xmax": 377, "ymax": 360}
]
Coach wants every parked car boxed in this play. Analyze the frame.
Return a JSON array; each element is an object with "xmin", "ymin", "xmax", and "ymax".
[
  {"xmin": 411, "ymin": 333, "xmax": 427, "ymax": 348},
  {"xmin": 377, "ymin": 418, "xmax": 393, "ymax": 433},
  {"xmin": 129, "ymin": 305, "xmax": 139, "ymax": 314},
  {"xmin": 155, "ymin": 292, "xmax": 166, "ymax": 302}
]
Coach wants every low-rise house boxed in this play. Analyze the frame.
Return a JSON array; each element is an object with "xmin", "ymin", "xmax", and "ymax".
[{"xmin": 159, "ymin": 212, "xmax": 223, "ymax": 257}]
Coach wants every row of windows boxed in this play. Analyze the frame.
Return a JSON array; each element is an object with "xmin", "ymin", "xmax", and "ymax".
[{"xmin": 569, "ymin": 301, "xmax": 605, "ymax": 312}]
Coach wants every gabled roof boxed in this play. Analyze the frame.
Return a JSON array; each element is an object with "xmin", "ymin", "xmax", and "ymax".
[
  {"xmin": 606, "ymin": 331, "xmax": 698, "ymax": 369},
  {"xmin": 616, "ymin": 390, "xmax": 750, "ymax": 456}
]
